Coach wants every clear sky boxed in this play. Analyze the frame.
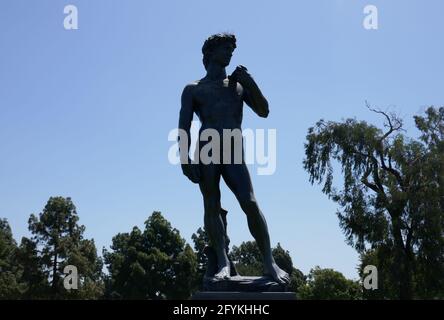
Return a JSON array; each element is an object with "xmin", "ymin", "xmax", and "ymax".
[{"xmin": 1, "ymin": 0, "xmax": 443, "ymax": 279}]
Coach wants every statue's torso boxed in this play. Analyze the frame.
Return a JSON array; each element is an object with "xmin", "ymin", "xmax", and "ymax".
[{"xmin": 192, "ymin": 78, "xmax": 244, "ymax": 131}]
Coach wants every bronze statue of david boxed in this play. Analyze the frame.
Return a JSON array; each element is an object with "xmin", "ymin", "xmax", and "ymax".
[{"xmin": 178, "ymin": 33, "xmax": 290, "ymax": 286}]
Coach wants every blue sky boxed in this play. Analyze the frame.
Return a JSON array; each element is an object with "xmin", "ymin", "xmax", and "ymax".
[{"xmin": 1, "ymin": 0, "xmax": 443, "ymax": 279}]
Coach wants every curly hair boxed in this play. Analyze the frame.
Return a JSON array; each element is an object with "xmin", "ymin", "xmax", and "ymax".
[{"xmin": 202, "ymin": 33, "xmax": 237, "ymax": 70}]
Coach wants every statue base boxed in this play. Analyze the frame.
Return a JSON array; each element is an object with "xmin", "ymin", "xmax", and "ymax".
[
  {"xmin": 192, "ymin": 291, "xmax": 296, "ymax": 300},
  {"xmin": 203, "ymin": 275, "xmax": 287, "ymax": 292}
]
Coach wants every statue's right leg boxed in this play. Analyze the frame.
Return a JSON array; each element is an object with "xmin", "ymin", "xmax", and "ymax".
[{"xmin": 199, "ymin": 163, "xmax": 230, "ymax": 279}]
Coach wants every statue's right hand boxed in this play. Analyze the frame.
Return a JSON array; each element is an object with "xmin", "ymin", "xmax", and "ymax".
[{"xmin": 181, "ymin": 163, "xmax": 201, "ymax": 184}]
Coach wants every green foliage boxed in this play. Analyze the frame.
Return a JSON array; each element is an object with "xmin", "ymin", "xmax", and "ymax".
[
  {"xmin": 191, "ymin": 227, "xmax": 209, "ymax": 289},
  {"xmin": 298, "ymin": 266, "xmax": 362, "ymax": 300},
  {"xmin": 358, "ymin": 248, "xmax": 397, "ymax": 300},
  {"xmin": 63, "ymin": 238, "xmax": 104, "ymax": 299},
  {"xmin": 16, "ymin": 237, "xmax": 50, "ymax": 299},
  {"xmin": 230, "ymin": 241, "xmax": 263, "ymax": 276},
  {"xmin": 289, "ymin": 268, "xmax": 306, "ymax": 294},
  {"xmin": 28, "ymin": 196, "xmax": 104, "ymax": 299},
  {"xmin": 173, "ymin": 244, "xmax": 198, "ymax": 299},
  {"xmin": 104, "ymin": 211, "xmax": 198, "ymax": 299},
  {"xmin": 303, "ymin": 106, "xmax": 444, "ymax": 299},
  {"xmin": 191, "ymin": 227, "xmax": 208, "ymax": 272},
  {"xmin": 0, "ymin": 219, "xmax": 25, "ymax": 299}
]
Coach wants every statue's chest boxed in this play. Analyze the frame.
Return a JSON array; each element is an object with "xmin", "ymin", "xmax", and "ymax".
[{"xmin": 194, "ymin": 83, "xmax": 243, "ymax": 116}]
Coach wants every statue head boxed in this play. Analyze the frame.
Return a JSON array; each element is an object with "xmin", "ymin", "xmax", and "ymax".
[{"xmin": 202, "ymin": 33, "xmax": 237, "ymax": 70}]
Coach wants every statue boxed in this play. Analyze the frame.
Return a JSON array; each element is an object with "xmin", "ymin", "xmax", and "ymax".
[{"xmin": 178, "ymin": 33, "xmax": 290, "ymax": 290}]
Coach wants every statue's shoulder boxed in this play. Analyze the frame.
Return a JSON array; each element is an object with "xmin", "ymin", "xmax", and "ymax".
[
  {"xmin": 185, "ymin": 80, "xmax": 200, "ymax": 88},
  {"xmin": 182, "ymin": 80, "xmax": 200, "ymax": 95}
]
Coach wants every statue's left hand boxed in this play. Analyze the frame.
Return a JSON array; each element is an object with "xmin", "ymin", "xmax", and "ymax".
[{"xmin": 231, "ymin": 65, "xmax": 255, "ymax": 88}]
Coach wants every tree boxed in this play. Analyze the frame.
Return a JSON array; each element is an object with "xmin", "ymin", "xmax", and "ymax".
[
  {"xmin": 28, "ymin": 196, "xmax": 103, "ymax": 299},
  {"xmin": 298, "ymin": 266, "xmax": 362, "ymax": 300},
  {"xmin": 303, "ymin": 106, "xmax": 444, "ymax": 299},
  {"xmin": 16, "ymin": 237, "xmax": 50, "ymax": 299},
  {"xmin": 104, "ymin": 211, "xmax": 198, "ymax": 299},
  {"xmin": 63, "ymin": 238, "xmax": 104, "ymax": 299},
  {"xmin": 191, "ymin": 227, "xmax": 209, "ymax": 288},
  {"xmin": 358, "ymin": 248, "xmax": 396, "ymax": 299},
  {"xmin": 0, "ymin": 219, "xmax": 24, "ymax": 299},
  {"xmin": 230, "ymin": 241, "xmax": 263, "ymax": 276}
]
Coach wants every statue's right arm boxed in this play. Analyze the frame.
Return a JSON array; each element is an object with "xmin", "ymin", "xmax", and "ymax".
[
  {"xmin": 178, "ymin": 84, "xmax": 200, "ymax": 183},
  {"xmin": 178, "ymin": 85, "xmax": 194, "ymax": 161}
]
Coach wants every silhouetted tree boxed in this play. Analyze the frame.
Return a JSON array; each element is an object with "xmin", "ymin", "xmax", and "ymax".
[
  {"xmin": 16, "ymin": 237, "xmax": 50, "ymax": 299},
  {"xmin": 28, "ymin": 197, "xmax": 103, "ymax": 299},
  {"xmin": 230, "ymin": 241, "xmax": 263, "ymax": 276},
  {"xmin": 0, "ymin": 219, "xmax": 24, "ymax": 299},
  {"xmin": 304, "ymin": 106, "xmax": 444, "ymax": 299},
  {"xmin": 104, "ymin": 211, "xmax": 197, "ymax": 299},
  {"xmin": 298, "ymin": 266, "xmax": 361, "ymax": 300},
  {"xmin": 191, "ymin": 227, "xmax": 209, "ymax": 288}
]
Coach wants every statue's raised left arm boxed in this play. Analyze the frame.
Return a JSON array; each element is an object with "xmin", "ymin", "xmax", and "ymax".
[{"xmin": 232, "ymin": 66, "xmax": 269, "ymax": 118}]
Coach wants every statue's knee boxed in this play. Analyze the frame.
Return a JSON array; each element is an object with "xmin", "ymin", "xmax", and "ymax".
[
  {"xmin": 238, "ymin": 195, "xmax": 258, "ymax": 212},
  {"xmin": 204, "ymin": 198, "xmax": 221, "ymax": 213}
]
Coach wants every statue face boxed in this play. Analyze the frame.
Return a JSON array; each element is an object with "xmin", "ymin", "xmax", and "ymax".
[{"xmin": 209, "ymin": 42, "xmax": 235, "ymax": 67}]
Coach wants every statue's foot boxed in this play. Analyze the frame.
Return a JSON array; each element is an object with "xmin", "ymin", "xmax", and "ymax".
[
  {"xmin": 264, "ymin": 262, "xmax": 290, "ymax": 285},
  {"xmin": 214, "ymin": 265, "xmax": 230, "ymax": 280}
]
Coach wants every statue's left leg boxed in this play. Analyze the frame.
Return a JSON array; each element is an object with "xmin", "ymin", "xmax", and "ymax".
[{"xmin": 221, "ymin": 163, "xmax": 290, "ymax": 284}]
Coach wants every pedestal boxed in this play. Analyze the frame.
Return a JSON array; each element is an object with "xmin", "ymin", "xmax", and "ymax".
[
  {"xmin": 192, "ymin": 291, "xmax": 296, "ymax": 300},
  {"xmin": 203, "ymin": 275, "xmax": 288, "ymax": 292}
]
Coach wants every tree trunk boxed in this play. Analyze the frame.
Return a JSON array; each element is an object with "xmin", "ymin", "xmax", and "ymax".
[
  {"xmin": 402, "ymin": 244, "xmax": 414, "ymax": 299},
  {"xmin": 392, "ymin": 215, "xmax": 413, "ymax": 299}
]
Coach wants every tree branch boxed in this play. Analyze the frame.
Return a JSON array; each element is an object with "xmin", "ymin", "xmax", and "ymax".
[
  {"xmin": 366, "ymin": 102, "xmax": 406, "ymax": 191},
  {"xmin": 360, "ymin": 161, "xmax": 388, "ymax": 202},
  {"xmin": 365, "ymin": 101, "xmax": 403, "ymax": 140}
]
